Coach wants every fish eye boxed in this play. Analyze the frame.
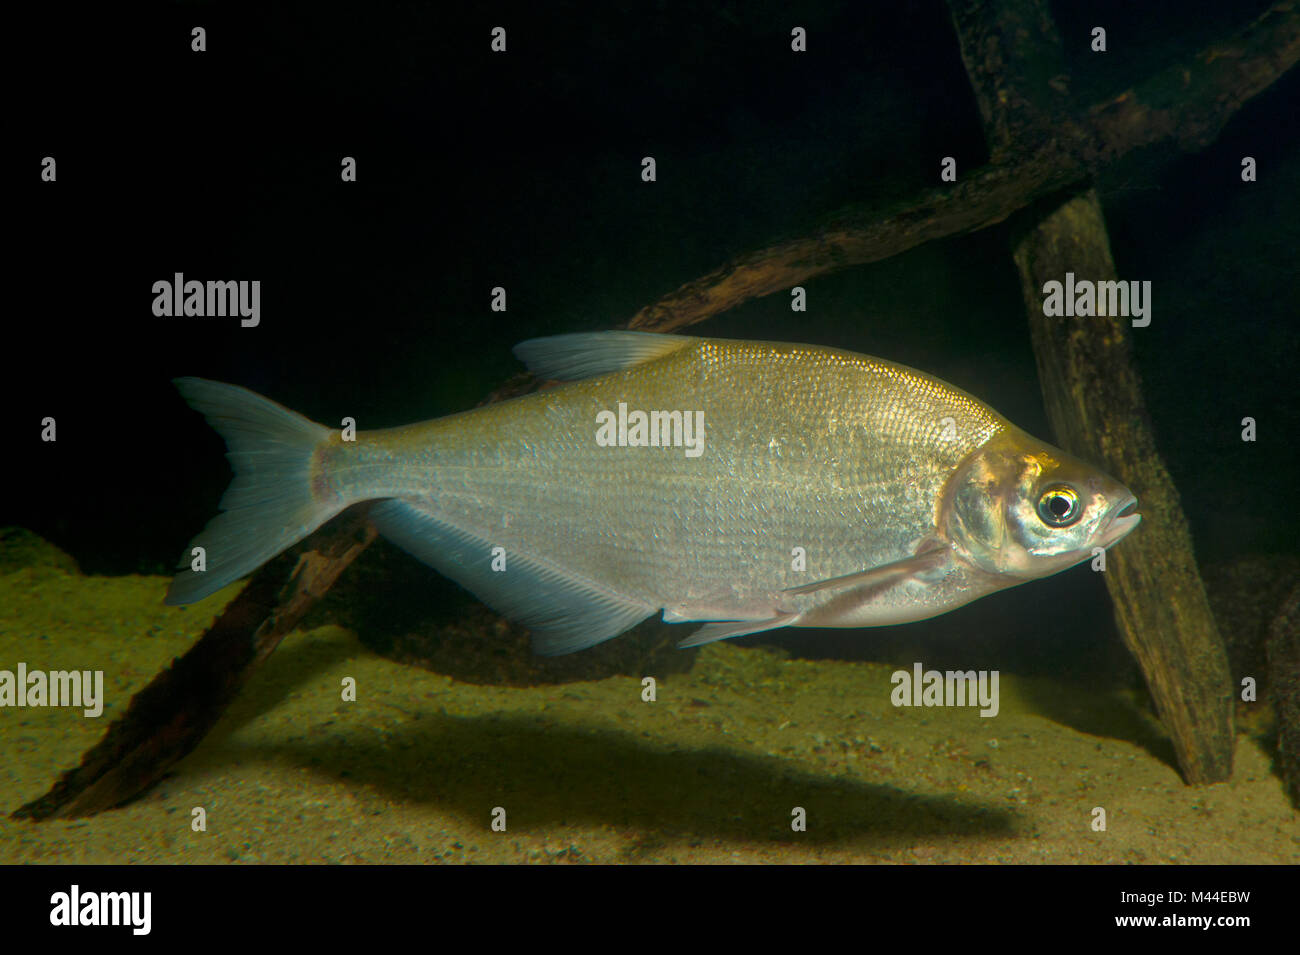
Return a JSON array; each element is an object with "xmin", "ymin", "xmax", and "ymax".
[{"xmin": 1037, "ymin": 484, "xmax": 1082, "ymax": 527}]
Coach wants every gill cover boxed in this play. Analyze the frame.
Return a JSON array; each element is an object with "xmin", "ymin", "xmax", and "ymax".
[{"xmin": 940, "ymin": 428, "xmax": 1138, "ymax": 579}]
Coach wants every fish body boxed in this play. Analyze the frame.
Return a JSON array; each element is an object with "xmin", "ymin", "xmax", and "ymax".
[{"xmin": 166, "ymin": 332, "xmax": 1140, "ymax": 653}]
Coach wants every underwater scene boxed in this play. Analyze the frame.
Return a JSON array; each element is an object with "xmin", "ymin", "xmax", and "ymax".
[{"xmin": 4, "ymin": 0, "xmax": 1298, "ymax": 874}]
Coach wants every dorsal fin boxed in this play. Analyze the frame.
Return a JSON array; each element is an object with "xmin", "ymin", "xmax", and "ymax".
[{"xmin": 512, "ymin": 331, "xmax": 694, "ymax": 381}]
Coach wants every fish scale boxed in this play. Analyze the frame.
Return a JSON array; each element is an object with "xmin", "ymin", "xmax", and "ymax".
[
  {"xmin": 346, "ymin": 344, "xmax": 989, "ymax": 599},
  {"xmin": 165, "ymin": 331, "xmax": 1140, "ymax": 653}
]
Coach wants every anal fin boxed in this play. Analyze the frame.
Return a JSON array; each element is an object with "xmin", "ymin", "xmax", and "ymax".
[{"xmin": 676, "ymin": 612, "xmax": 799, "ymax": 648}]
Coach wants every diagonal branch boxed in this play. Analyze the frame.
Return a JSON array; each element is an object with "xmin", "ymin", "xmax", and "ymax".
[
  {"xmin": 13, "ymin": 510, "xmax": 377, "ymax": 820},
  {"xmin": 629, "ymin": 0, "xmax": 1298, "ymax": 333}
]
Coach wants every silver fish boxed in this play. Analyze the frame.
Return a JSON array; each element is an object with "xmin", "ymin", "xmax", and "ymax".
[{"xmin": 166, "ymin": 332, "xmax": 1141, "ymax": 653}]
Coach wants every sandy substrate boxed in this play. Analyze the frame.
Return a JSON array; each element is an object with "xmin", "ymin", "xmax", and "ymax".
[{"xmin": 0, "ymin": 552, "xmax": 1296, "ymax": 864}]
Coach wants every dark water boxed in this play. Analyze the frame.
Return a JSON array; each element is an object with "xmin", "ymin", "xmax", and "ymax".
[
  {"xmin": 11, "ymin": 2, "xmax": 1296, "ymax": 662},
  {"xmin": 5, "ymin": 0, "xmax": 1297, "ymax": 826}
]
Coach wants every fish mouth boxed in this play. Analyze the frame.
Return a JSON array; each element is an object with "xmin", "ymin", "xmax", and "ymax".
[{"xmin": 1099, "ymin": 496, "xmax": 1141, "ymax": 548}]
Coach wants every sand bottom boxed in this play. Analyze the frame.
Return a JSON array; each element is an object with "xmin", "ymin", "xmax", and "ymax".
[{"xmin": 0, "ymin": 554, "xmax": 1296, "ymax": 864}]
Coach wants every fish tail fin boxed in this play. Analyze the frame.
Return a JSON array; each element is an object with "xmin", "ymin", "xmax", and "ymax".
[{"xmin": 164, "ymin": 377, "xmax": 337, "ymax": 606}]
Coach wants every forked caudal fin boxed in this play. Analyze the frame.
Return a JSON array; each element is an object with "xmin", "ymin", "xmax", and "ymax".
[{"xmin": 164, "ymin": 378, "xmax": 338, "ymax": 606}]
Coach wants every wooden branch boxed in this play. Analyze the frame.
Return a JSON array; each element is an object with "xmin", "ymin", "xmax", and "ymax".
[
  {"xmin": 628, "ymin": 147, "xmax": 1086, "ymax": 333},
  {"xmin": 948, "ymin": 0, "xmax": 1235, "ymax": 783},
  {"xmin": 1085, "ymin": 0, "xmax": 1300, "ymax": 161},
  {"xmin": 945, "ymin": 0, "xmax": 1071, "ymax": 157},
  {"xmin": 12, "ymin": 509, "xmax": 377, "ymax": 820},
  {"xmin": 1011, "ymin": 195, "xmax": 1234, "ymax": 784},
  {"xmin": 628, "ymin": 1, "xmax": 1298, "ymax": 334}
]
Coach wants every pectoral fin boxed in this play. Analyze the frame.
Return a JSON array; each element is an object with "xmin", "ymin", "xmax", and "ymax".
[
  {"xmin": 675, "ymin": 541, "xmax": 954, "ymax": 647},
  {"xmin": 783, "ymin": 541, "xmax": 949, "ymax": 596}
]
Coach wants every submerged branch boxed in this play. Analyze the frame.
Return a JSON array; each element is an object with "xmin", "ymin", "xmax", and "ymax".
[
  {"xmin": 13, "ymin": 511, "xmax": 377, "ymax": 820},
  {"xmin": 628, "ymin": 1, "xmax": 1298, "ymax": 333}
]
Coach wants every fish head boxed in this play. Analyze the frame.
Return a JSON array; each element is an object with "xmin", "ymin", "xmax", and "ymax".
[{"xmin": 940, "ymin": 428, "xmax": 1141, "ymax": 579}]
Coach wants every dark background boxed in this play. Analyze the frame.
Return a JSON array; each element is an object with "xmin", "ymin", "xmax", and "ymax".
[{"xmin": 7, "ymin": 0, "xmax": 1297, "ymax": 682}]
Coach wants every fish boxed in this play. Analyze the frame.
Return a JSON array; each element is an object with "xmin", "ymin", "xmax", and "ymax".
[{"xmin": 164, "ymin": 331, "xmax": 1141, "ymax": 654}]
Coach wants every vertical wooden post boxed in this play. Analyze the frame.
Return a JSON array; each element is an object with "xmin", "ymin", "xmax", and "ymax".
[{"xmin": 949, "ymin": 0, "xmax": 1235, "ymax": 782}]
